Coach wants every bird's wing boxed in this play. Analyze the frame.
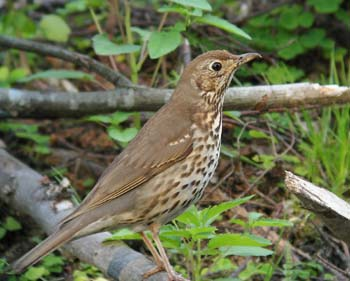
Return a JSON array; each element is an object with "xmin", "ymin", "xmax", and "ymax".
[{"xmin": 61, "ymin": 103, "xmax": 194, "ymax": 225}]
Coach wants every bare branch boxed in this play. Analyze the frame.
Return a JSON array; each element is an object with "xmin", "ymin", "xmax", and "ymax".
[
  {"xmin": 0, "ymin": 35, "xmax": 132, "ymax": 87},
  {"xmin": 0, "ymin": 83, "xmax": 349, "ymax": 118},
  {"xmin": 285, "ymin": 171, "xmax": 350, "ymax": 246},
  {"xmin": 0, "ymin": 148, "xmax": 167, "ymax": 281}
]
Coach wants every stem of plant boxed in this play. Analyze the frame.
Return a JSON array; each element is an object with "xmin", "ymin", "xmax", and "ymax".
[
  {"xmin": 89, "ymin": 8, "xmax": 118, "ymax": 71},
  {"xmin": 150, "ymin": 57, "xmax": 162, "ymax": 87},
  {"xmin": 124, "ymin": 0, "xmax": 138, "ymax": 83}
]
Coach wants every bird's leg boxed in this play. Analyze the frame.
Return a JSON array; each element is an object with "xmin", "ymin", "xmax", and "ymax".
[
  {"xmin": 141, "ymin": 231, "xmax": 165, "ymax": 278},
  {"xmin": 150, "ymin": 224, "xmax": 189, "ymax": 281}
]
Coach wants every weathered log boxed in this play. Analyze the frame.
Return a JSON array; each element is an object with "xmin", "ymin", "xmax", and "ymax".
[
  {"xmin": 285, "ymin": 171, "xmax": 350, "ymax": 246},
  {"xmin": 0, "ymin": 148, "xmax": 167, "ymax": 281}
]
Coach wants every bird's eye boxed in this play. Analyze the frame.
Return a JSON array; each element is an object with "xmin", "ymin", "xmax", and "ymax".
[{"xmin": 210, "ymin": 61, "xmax": 222, "ymax": 72}]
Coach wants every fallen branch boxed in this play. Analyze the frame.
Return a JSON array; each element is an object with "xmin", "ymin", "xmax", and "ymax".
[
  {"xmin": 1, "ymin": 83, "xmax": 349, "ymax": 118},
  {"xmin": 285, "ymin": 171, "xmax": 350, "ymax": 246},
  {"xmin": 0, "ymin": 35, "xmax": 131, "ymax": 87},
  {"xmin": 0, "ymin": 148, "xmax": 167, "ymax": 281}
]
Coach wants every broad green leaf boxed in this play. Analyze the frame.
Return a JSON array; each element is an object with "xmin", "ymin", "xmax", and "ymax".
[
  {"xmin": 9, "ymin": 68, "xmax": 28, "ymax": 83},
  {"xmin": 170, "ymin": 0, "xmax": 212, "ymax": 11},
  {"xmin": 220, "ymin": 145, "xmax": 238, "ymax": 158},
  {"xmin": 106, "ymin": 229, "xmax": 141, "ymax": 241},
  {"xmin": 148, "ymin": 30, "xmax": 182, "ymax": 59},
  {"xmin": 4, "ymin": 216, "xmax": 21, "ymax": 231},
  {"xmin": 279, "ymin": 6, "xmax": 301, "ymax": 30},
  {"xmin": 24, "ymin": 266, "xmax": 49, "ymax": 280},
  {"xmin": 251, "ymin": 218, "xmax": 293, "ymax": 228},
  {"xmin": 175, "ymin": 205, "xmax": 202, "ymax": 226},
  {"xmin": 39, "ymin": 15, "xmax": 71, "ymax": 42},
  {"xmin": 195, "ymin": 15, "xmax": 251, "ymax": 40},
  {"xmin": 307, "ymin": 0, "xmax": 342, "ymax": 13},
  {"xmin": 111, "ymin": 112, "xmax": 134, "ymax": 125},
  {"xmin": 300, "ymin": 29, "xmax": 326, "ymax": 49},
  {"xmin": 92, "ymin": 34, "xmax": 140, "ymax": 55},
  {"xmin": 208, "ymin": 233, "xmax": 271, "ymax": 249},
  {"xmin": 19, "ymin": 70, "xmax": 93, "ymax": 82},
  {"xmin": 0, "ymin": 66, "xmax": 9, "ymax": 82},
  {"xmin": 108, "ymin": 127, "xmax": 138, "ymax": 143},
  {"xmin": 278, "ymin": 41, "xmax": 304, "ymax": 60},
  {"xmin": 220, "ymin": 246, "xmax": 273, "ymax": 257},
  {"xmin": 201, "ymin": 196, "xmax": 254, "ymax": 226},
  {"xmin": 298, "ymin": 12, "xmax": 314, "ymax": 28}
]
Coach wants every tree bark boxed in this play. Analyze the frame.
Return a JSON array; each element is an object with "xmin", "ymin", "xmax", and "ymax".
[
  {"xmin": 1, "ymin": 83, "xmax": 349, "ymax": 118},
  {"xmin": 285, "ymin": 171, "xmax": 350, "ymax": 246},
  {"xmin": 0, "ymin": 148, "xmax": 167, "ymax": 281}
]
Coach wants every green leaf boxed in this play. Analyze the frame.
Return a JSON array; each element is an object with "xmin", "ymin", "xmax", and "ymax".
[
  {"xmin": 0, "ymin": 67, "xmax": 9, "ymax": 82},
  {"xmin": 298, "ymin": 12, "xmax": 314, "ymax": 28},
  {"xmin": 170, "ymin": 0, "xmax": 212, "ymax": 11},
  {"xmin": 220, "ymin": 246, "xmax": 273, "ymax": 257},
  {"xmin": 108, "ymin": 127, "xmax": 138, "ymax": 143},
  {"xmin": 195, "ymin": 15, "xmax": 251, "ymax": 40},
  {"xmin": 279, "ymin": 6, "xmax": 301, "ymax": 30},
  {"xmin": 19, "ymin": 70, "xmax": 93, "ymax": 82},
  {"xmin": 251, "ymin": 218, "xmax": 293, "ymax": 228},
  {"xmin": 208, "ymin": 233, "xmax": 271, "ymax": 249},
  {"xmin": 175, "ymin": 205, "xmax": 202, "ymax": 226},
  {"xmin": 39, "ymin": 15, "xmax": 71, "ymax": 43},
  {"xmin": 9, "ymin": 68, "xmax": 28, "ymax": 83},
  {"xmin": 248, "ymin": 130, "xmax": 270, "ymax": 139},
  {"xmin": 201, "ymin": 196, "xmax": 254, "ymax": 226},
  {"xmin": 110, "ymin": 112, "xmax": 134, "ymax": 125},
  {"xmin": 106, "ymin": 228, "xmax": 141, "ymax": 241},
  {"xmin": 4, "ymin": 216, "xmax": 21, "ymax": 231},
  {"xmin": 307, "ymin": 0, "xmax": 342, "ymax": 13},
  {"xmin": 24, "ymin": 266, "xmax": 49, "ymax": 280},
  {"xmin": 92, "ymin": 34, "xmax": 140, "ymax": 56},
  {"xmin": 300, "ymin": 29, "xmax": 326, "ymax": 49},
  {"xmin": 148, "ymin": 30, "xmax": 182, "ymax": 59},
  {"xmin": 278, "ymin": 41, "xmax": 304, "ymax": 60},
  {"xmin": 86, "ymin": 115, "xmax": 112, "ymax": 124},
  {"xmin": 0, "ymin": 227, "xmax": 6, "ymax": 240}
]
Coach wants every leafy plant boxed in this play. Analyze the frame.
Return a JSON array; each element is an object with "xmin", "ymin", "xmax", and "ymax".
[
  {"xmin": 0, "ymin": 122, "xmax": 51, "ymax": 155},
  {"xmin": 86, "ymin": 112, "xmax": 140, "ymax": 146},
  {"xmin": 107, "ymin": 196, "xmax": 292, "ymax": 280}
]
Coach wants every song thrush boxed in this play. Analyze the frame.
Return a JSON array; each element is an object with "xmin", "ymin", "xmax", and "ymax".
[{"xmin": 12, "ymin": 50, "xmax": 260, "ymax": 280}]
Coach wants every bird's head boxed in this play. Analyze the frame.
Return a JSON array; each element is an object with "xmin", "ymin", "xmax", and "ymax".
[{"xmin": 178, "ymin": 50, "xmax": 260, "ymax": 106}]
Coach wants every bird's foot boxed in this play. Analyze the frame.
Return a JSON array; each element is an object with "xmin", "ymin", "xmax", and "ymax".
[{"xmin": 143, "ymin": 265, "xmax": 165, "ymax": 279}]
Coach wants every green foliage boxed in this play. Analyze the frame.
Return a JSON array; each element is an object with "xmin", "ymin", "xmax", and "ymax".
[
  {"xmin": 87, "ymin": 112, "xmax": 140, "ymax": 145},
  {"xmin": 0, "ymin": 66, "xmax": 28, "ymax": 87},
  {"xmin": 92, "ymin": 34, "xmax": 140, "ymax": 56},
  {"xmin": 39, "ymin": 15, "xmax": 71, "ymax": 43},
  {"xmin": 293, "ymin": 53, "xmax": 350, "ymax": 196},
  {"xmin": 148, "ymin": 30, "xmax": 183, "ymax": 59},
  {"xmin": 0, "ymin": 122, "xmax": 51, "ymax": 155},
  {"xmin": 0, "ymin": 216, "xmax": 22, "ymax": 240},
  {"xmin": 108, "ymin": 196, "xmax": 292, "ymax": 280}
]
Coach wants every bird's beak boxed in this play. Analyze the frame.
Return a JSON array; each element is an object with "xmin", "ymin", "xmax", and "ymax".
[{"xmin": 237, "ymin": 53, "xmax": 262, "ymax": 66}]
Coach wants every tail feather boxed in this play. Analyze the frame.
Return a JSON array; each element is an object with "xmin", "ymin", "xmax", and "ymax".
[{"xmin": 12, "ymin": 223, "xmax": 80, "ymax": 273}]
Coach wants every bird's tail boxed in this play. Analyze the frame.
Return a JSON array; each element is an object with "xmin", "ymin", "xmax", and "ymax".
[{"xmin": 11, "ymin": 222, "xmax": 81, "ymax": 274}]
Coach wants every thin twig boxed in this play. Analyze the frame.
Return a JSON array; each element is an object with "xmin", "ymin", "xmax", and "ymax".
[{"xmin": 0, "ymin": 35, "xmax": 131, "ymax": 86}]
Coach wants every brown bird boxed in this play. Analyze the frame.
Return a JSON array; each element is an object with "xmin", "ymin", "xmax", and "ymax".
[{"xmin": 12, "ymin": 50, "xmax": 260, "ymax": 280}]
